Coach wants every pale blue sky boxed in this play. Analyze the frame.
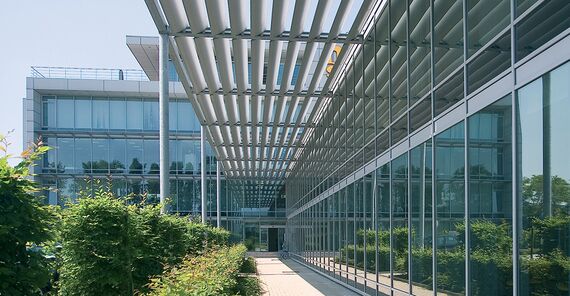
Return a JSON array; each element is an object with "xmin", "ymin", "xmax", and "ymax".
[{"xmin": 0, "ymin": 0, "xmax": 157, "ymax": 161}]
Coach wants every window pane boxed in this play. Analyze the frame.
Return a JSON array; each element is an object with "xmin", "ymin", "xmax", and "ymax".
[
  {"xmin": 57, "ymin": 97, "xmax": 74, "ymax": 128},
  {"xmin": 92, "ymin": 138, "xmax": 109, "ymax": 174},
  {"xmin": 391, "ymin": 153, "xmax": 408, "ymax": 291},
  {"xmin": 110, "ymin": 99, "xmax": 126, "ymax": 130},
  {"xmin": 517, "ymin": 61, "xmax": 570, "ymax": 295},
  {"xmin": 57, "ymin": 178, "xmax": 76, "ymax": 206},
  {"xmin": 42, "ymin": 96, "xmax": 56, "ymax": 128},
  {"xmin": 411, "ymin": 140, "xmax": 433, "ymax": 293},
  {"xmin": 434, "ymin": 0, "xmax": 464, "ymax": 85},
  {"xmin": 57, "ymin": 138, "xmax": 74, "ymax": 173},
  {"xmin": 435, "ymin": 121, "xmax": 465, "ymax": 294},
  {"xmin": 468, "ymin": 95, "xmax": 512, "ymax": 295},
  {"xmin": 169, "ymin": 101, "xmax": 177, "ymax": 131},
  {"xmin": 467, "ymin": 0, "xmax": 510, "ymax": 57},
  {"xmin": 75, "ymin": 97, "xmax": 91, "ymax": 129},
  {"xmin": 126, "ymin": 98, "xmax": 143, "ymax": 130},
  {"xmin": 75, "ymin": 138, "xmax": 92, "ymax": 174},
  {"xmin": 434, "ymin": 69, "xmax": 464, "ymax": 117},
  {"xmin": 144, "ymin": 139, "xmax": 159, "ymax": 174},
  {"xmin": 126, "ymin": 139, "xmax": 143, "ymax": 174},
  {"xmin": 110, "ymin": 138, "xmax": 126, "ymax": 174},
  {"xmin": 376, "ymin": 164, "xmax": 391, "ymax": 295},
  {"xmin": 44, "ymin": 137, "xmax": 57, "ymax": 173},
  {"xmin": 409, "ymin": 0, "xmax": 431, "ymax": 104},
  {"xmin": 178, "ymin": 101, "xmax": 194, "ymax": 131},
  {"xmin": 467, "ymin": 32, "xmax": 511, "ymax": 94},
  {"xmin": 92, "ymin": 99, "xmax": 109, "ymax": 129},
  {"xmin": 143, "ymin": 100, "xmax": 159, "ymax": 130},
  {"xmin": 515, "ymin": 1, "xmax": 570, "ymax": 61}
]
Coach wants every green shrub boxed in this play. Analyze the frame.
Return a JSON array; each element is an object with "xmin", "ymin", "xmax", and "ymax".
[
  {"xmin": 240, "ymin": 257, "xmax": 257, "ymax": 274},
  {"xmin": 58, "ymin": 191, "xmax": 230, "ymax": 296},
  {"xmin": 0, "ymin": 137, "xmax": 57, "ymax": 295},
  {"xmin": 146, "ymin": 244, "xmax": 248, "ymax": 296}
]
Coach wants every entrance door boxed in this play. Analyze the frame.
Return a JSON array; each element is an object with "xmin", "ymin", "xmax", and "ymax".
[{"xmin": 268, "ymin": 228, "xmax": 278, "ymax": 251}]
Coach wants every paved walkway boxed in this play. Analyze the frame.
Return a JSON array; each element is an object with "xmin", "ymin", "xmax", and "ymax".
[{"xmin": 253, "ymin": 254, "xmax": 359, "ymax": 296}]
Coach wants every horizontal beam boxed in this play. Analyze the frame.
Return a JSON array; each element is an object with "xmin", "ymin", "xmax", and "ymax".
[{"xmin": 172, "ymin": 28, "xmax": 365, "ymax": 44}]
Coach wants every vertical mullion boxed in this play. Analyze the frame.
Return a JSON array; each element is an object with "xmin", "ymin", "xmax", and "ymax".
[
  {"xmin": 406, "ymin": 0, "xmax": 413, "ymax": 294},
  {"xmin": 429, "ymin": 0, "xmax": 437, "ymax": 294},
  {"xmin": 462, "ymin": 0, "xmax": 470, "ymax": 295},
  {"xmin": 510, "ymin": 0, "xmax": 519, "ymax": 293}
]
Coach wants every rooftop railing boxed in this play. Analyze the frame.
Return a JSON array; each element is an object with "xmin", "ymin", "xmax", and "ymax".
[{"xmin": 30, "ymin": 66, "xmax": 149, "ymax": 81}]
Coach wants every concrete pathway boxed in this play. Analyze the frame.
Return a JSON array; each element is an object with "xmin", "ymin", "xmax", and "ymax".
[{"xmin": 253, "ymin": 254, "xmax": 359, "ymax": 296}]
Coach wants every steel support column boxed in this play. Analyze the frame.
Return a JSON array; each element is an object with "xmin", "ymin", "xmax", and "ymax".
[
  {"xmin": 201, "ymin": 126, "xmax": 206, "ymax": 223},
  {"xmin": 216, "ymin": 161, "xmax": 221, "ymax": 228},
  {"xmin": 159, "ymin": 33, "xmax": 169, "ymax": 214}
]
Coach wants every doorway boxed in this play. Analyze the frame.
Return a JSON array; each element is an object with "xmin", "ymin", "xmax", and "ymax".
[{"xmin": 268, "ymin": 228, "xmax": 278, "ymax": 252}]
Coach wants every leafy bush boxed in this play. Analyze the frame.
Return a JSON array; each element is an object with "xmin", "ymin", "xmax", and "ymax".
[
  {"xmin": 58, "ymin": 190, "xmax": 230, "ymax": 296},
  {"xmin": 0, "ymin": 136, "xmax": 58, "ymax": 295},
  {"xmin": 146, "ymin": 244, "xmax": 248, "ymax": 296}
]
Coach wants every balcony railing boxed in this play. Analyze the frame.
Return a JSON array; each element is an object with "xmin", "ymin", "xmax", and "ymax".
[{"xmin": 30, "ymin": 66, "xmax": 149, "ymax": 81}]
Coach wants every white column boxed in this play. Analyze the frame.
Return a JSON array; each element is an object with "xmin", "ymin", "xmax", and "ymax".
[
  {"xmin": 216, "ymin": 161, "xmax": 221, "ymax": 228},
  {"xmin": 201, "ymin": 126, "xmax": 206, "ymax": 223},
  {"xmin": 159, "ymin": 33, "xmax": 169, "ymax": 214}
]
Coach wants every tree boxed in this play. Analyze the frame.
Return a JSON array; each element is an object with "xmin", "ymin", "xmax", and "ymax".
[{"xmin": 0, "ymin": 135, "xmax": 57, "ymax": 295}]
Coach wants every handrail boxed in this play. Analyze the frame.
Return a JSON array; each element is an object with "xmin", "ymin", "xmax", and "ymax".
[{"xmin": 30, "ymin": 66, "xmax": 149, "ymax": 81}]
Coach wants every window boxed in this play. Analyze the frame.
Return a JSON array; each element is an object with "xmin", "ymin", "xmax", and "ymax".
[
  {"xmin": 92, "ymin": 138, "xmax": 109, "ymax": 173},
  {"xmin": 143, "ymin": 100, "xmax": 159, "ymax": 130},
  {"xmin": 109, "ymin": 99, "xmax": 126, "ymax": 130},
  {"xmin": 110, "ymin": 138, "xmax": 126, "ymax": 174},
  {"xmin": 42, "ymin": 96, "xmax": 56, "ymax": 128},
  {"xmin": 92, "ymin": 99, "xmax": 109, "ymax": 129},
  {"xmin": 75, "ymin": 138, "xmax": 92, "ymax": 174},
  {"xmin": 57, "ymin": 138, "xmax": 74, "ymax": 173},
  {"xmin": 126, "ymin": 98, "xmax": 143, "ymax": 130},
  {"xmin": 126, "ymin": 139, "xmax": 143, "ymax": 174},
  {"xmin": 75, "ymin": 97, "xmax": 91, "ymax": 129},
  {"xmin": 57, "ymin": 97, "xmax": 74, "ymax": 128}
]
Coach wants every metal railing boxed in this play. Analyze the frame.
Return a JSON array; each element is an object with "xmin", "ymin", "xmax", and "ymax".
[{"xmin": 30, "ymin": 66, "xmax": 149, "ymax": 81}]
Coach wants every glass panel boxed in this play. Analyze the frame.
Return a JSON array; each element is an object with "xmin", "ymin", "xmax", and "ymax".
[
  {"xmin": 410, "ymin": 140, "xmax": 433, "ymax": 293},
  {"xmin": 143, "ymin": 100, "xmax": 159, "ymax": 130},
  {"xmin": 467, "ymin": 0, "xmax": 510, "ymax": 57},
  {"xmin": 169, "ymin": 101, "xmax": 177, "ymax": 131},
  {"xmin": 517, "ymin": 61, "xmax": 570, "ymax": 295},
  {"xmin": 468, "ymin": 95, "xmax": 512, "ymax": 295},
  {"xmin": 410, "ymin": 96, "xmax": 431, "ymax": 132},
  {"xmin": 409, "ymin": 0, "xmax": 431, "ymax": 103},
  {"xmin": 57, "ymin": 97, "xmax": 74, "ymax": 128},
  {"xmin": 178, "ymin": 140, "xmax": 198, "ymax": 174},
  {"xmin": 126, "ymin": 139, "xmax": 143, "ymax": 174},
  {"xmin": 435, "ymin": 121, "xmax": 465, "ymax": 294},
  {"xmin": 110, "ymin": 138, "xmax": 126, "ymax": 174},
  {"xmin": 109, "ymin": 99, "xmax": 126, "ymax": 130},
  {"xmin": 376, "ymin": 163, "xmax": 391, "ymax": 295},
  {"xmin": 515, "ymin": 1, "xmax": 570, "ymax": 61},
  {"xmin": 434, "ymin": 69, "xmax": 464, "ymax": 117},
  {"xmin": 92, "ymin": 138, "xmax": 109, "ymax": 174},
  {"xmin": 376, "ymin": 8, "xmax": 390, "ymax": 136},
  {"xmin": 391, "ymin": 153, "xmax": 409, "ymax": 292},
  {"xmin": 390, "ymin": 0, "xmax": 408, "ymax": 121},
  {"xmin": 75, "ymin": 97, "xmax": 91, "ymax": 129},
  {"xmin": 143, "ymin": 139, "xmax": 159, "ymax": 174},
  {"xmin": 42, "ymin": 96, "xmax": 56, "ymax": 128},
  {"xmin": 516, "ymin": 0, "xmax": 538, "ymax": 16},
  {"xmin": 57, "ymin": 138, "xmax": 74, "ymax": 173},
  {"xmin": 391, "ymin": 114, "xmax": 408, "ymax": 145},
  {"xmin": 43, "ymin": 137, "xmax": 57, "ymax": 173},
  {"xmin": 126, "ymin": 98, "xmax": 143, "ymax": 130},
  {"xmin": 92, "ymin": 99, "xmax": 109, "ymax": 129},
  {"xmin": 57, "ymin": 178, "xmax": 76, "ymax": 206},
  {"xmin": 434, "ymin": 0, "xmax": 464, "ymax": 85},
  {"xmin": 178, "ymin": 101, "xmax": 194, "ymax": 132},
  {"xmin": 467, "ymin": 32, "xmax": 511, "ymax": 94},
  {"xmin": 75, "ymin": 138, "xmax": 92, "ymax": 174}
]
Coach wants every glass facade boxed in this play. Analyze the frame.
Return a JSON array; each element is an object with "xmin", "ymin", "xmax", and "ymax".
[{"xmin": 286, "ymin": 1, "xmax": 569, "ymax": 295}]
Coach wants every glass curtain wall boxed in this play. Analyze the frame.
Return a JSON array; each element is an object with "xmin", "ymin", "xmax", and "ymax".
[{"xmin": 286, "ymin": 0, "xmax": 570, "ymax": 294}]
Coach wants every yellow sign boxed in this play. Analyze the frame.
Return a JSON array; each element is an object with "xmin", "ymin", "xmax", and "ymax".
[{"xmin": 325, "ymin": 45, "xmax": 342, "ymax": 77}]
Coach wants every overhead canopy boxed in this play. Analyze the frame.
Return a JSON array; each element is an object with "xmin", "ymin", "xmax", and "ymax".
[{"xmin": 144, "ymin": 0, "xmax": 382, "ymax": 204}]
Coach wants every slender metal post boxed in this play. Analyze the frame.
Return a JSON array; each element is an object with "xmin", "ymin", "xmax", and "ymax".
[
  {"xmin": 216, "ymin": 161, "xmax": 221, "ymax": 227},
  {"xmin": 159, "ymin": 33, "xmax": 169, "ymax": 214},
  {"xmin": 201, "ymin": 126, "xmax": 206, "ymax": 223}
]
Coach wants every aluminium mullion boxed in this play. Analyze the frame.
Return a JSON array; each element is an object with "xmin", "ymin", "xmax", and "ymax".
[
  {"xmin": 406, "ymin": 0, "xmax": 413, "ymax": 293},
  {"xmin": 463, "ymin": 0, "xmax": 471, "ymax": 294},
  {"xmin": 430, "ymin": 0, "xmax": 437, "ymax": 294},
  {"xmin": 510, "ymin": 0, "xmax": 519, "ymax": 294}
]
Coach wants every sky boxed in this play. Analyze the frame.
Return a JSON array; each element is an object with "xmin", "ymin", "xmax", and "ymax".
[{"xmin": 0, "ymin": 0, "xmax": 157, "ymax": 162}]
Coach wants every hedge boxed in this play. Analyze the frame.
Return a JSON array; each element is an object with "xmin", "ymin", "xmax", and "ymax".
[
  {"xmin": 58, "ymin": 192, "xmax": 229, "ymax": 296},
  {"xmin": 146, "ymin": 244, "xmax": 248, "ymax": 296}
]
